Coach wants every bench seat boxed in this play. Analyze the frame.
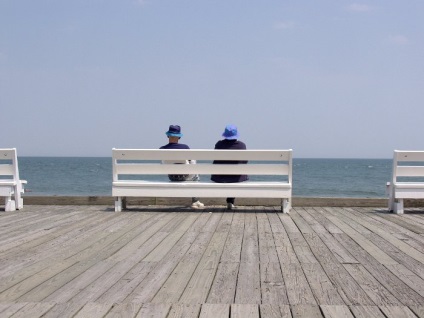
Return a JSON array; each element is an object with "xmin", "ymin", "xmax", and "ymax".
[{"xmin": 113, "ymin": 181, "xmax": 291, "ymax": 197}]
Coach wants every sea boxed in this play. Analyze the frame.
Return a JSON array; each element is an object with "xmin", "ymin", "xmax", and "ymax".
[{"xmin": 15, "ymin": 157, "xmax": 393, "ymax": 198}]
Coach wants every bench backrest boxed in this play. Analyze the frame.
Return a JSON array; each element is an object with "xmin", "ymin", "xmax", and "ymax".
[
  {"xmin": 0, "ymin": 148, "xmax": 21, "ymax": 182},
  {"xmin": 112, "ymin": 148, "xmax": 292, "ymax": 183},
  {"xmin": 392, "ymin": 150, "xmax": 424, "ymax": 183}
]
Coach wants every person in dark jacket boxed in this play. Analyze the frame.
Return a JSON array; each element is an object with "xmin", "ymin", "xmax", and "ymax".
[{"xmin": 211, "ymin": 124, "xmax": 248, "ymax": 210}]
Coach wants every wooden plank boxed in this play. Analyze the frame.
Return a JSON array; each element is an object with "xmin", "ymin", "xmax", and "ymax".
[
  {"xmin": 0, "ymin": 212, "xmax": 139, "ymax": 291},
  {"xmin": 143, "ymin": 214, "xmax": 200, "ymax": 262},
  {"xmin": 257, "ymin": 211, "xmax": 289, "ymax": 305},
  {"xmin": 303, "ymin": 233, "xmax": 374, "ymax": 305},
  {"xmin": 320, "ymin": 305, "xmax": 354, "ymax": 317},
  {"xmin": 73, "ymin": 302, "xmax": 114, "ymax": 318},
  {"xmin": 199, "ymin": 304, "xmax": 229, "ymax": 318},
  {"xmin": 0, "ymin": 214, "xmax": 143, "ymax": 301},
  {"xmin": 231, "ymin": 304, "xmax": 259, "ymax": 318},
  {"xmin": 334, "ymin": 233, "xmax": 424, "ymax": 306},
  {"xmin": 259, "ymin": 304, "xmax": 292, "ymax": 318},
  {"xmin": 392, "ymin": 233, "xmax": 424, "ymax": 254},
  {"xmin": 94, "ymin": 261, "xmax": 157, "ymax": 304},
  {"xmin": 234, "ymin": 213, "xmax": 261, "ymax": 304},
  {"xmin": 0, "ymin": 303, "xmax": 27, "ymax": 317},
  {"xmin": 291, "ymin": 305, "xmax": 323, "ymax": 318},
  {"xmin": 268, "ymin": 212, "xmax": 299, "ymax": 264},
  {"xmin": 206, "ymin": 261, "xmax": 239, "ymax": 303},
  {"xmin": 7, "ymin": 302, "xmax": 55, "ymax": 318},
  {"xmin": 385, "ymin": 263, "xmax": 424, "ymax": 297},
  {"xmin": 123, "ymin": 214, "xmax": 207, "ymax": 303},
  {"xmin": 103, "ymin": 302, "xmax": 142, "ymax": 318},
  {"xmin": 219, "ymin": 213, "xmax": 245, "ymax": 262},
  {"xmin": 257, "ymin": 213, "xmax": 280, "ymax": 263},
  {"xmin": 0, "ymin": 212, "xmax": 100, "ymax": 254},
  {"xmin": 260, "ymin": 261, "xmax": 289, "ymax": 305},
  {"xmin": 342, "ymin": 264, "xmax": 400, "ymax": 305},
  {"xmin": 338, "ymin": 208, "xmax": 424, "ymax": 265},
  {"xmin": 43, "ymin": 212, "xmax": 175, "ymax": 304},
  {"xmin": 348, "ymin": 306, "xmax": 386, "ymax": 318},
  {"xmin": 240, "ymin": 213, "xmax": 259, "ymax": 263},
  {"xmin": 280, "ymin": 262, "xmax": 317, "ymax": 305},
  {"xmin": 301, "ymin": 263, "xmax": 346, "ymax": 305},
  {"xmin": 297, "ymin": 208, "xmax": 358, "ymax": 264},
  {"xmin": 42, "ymin": 303, "xmax": 85, "ymax": 318},
  {"xmin": 379, "ymin": 306, "xmax": 419, "ymax": 318},
  {"xmin": 135, "ymin": 303, "xmax": 171, "ymax": 318},
  {"xmin": 11, "ymin": 213, "xmax": 158, "ymax": 302},
  {"xmin": 409, "ymin": 306, "xmax": 424, "ymax": 318},
  {"xmin": 179, "ymin": 223, "xmax": 231, "ymax": 304},
  {"xmin": 309, "ymin": 207, "xmax": 344, "ymax": 234},
  {"xmin": 152, "ymin": 214, "xmax": 223, "ymax": 303},
  {"xmin": 314, "ymin": 208, "xmax": 397, "ymax": 265},
  {"xmin": 167, "ymin": 304, "xmax": 201, "ymax": 318}
]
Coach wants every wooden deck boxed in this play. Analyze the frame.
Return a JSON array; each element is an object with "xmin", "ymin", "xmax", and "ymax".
[{"xmin": 1, "ymin": 205, "xmax": 424, "ymax": 318}]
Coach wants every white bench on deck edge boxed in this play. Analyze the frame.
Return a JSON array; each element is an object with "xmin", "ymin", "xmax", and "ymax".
[
  {"xmin": 386, "ymin": 150, "xmax": 424, "ymax": 214},
  {"xmin": 0, "ymin": 148, "xmax": 27, "ymax": 211},
  {"xmin": 112, "ymin": 148, "xmax": 292, "ymax": 213}
]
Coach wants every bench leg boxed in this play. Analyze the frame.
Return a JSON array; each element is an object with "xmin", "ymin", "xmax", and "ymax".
[
  {"xmin": 122, "ymin": 197, "xmax": 127, "ymax": 210},
  {"xmin": 4, "ymin": 197, "xmax": 16, "ymax": 212},
  {"xmin": 15, "ymin": 191, "xmax": 24, "ymax": 210},
  {"xmin": 115, "ymin": 197, "xmax": 122, "ymax": 212},
  {"xmin": 282, "ymin": 199, "xmax": 291, "ymax": 214},
  {"xmin": 386, "ymin": 182, "xmax": 395, "ymax": 212},
  {"xmin": 394, "ymin": 199, "xmax": 404, "ymax": 214}
]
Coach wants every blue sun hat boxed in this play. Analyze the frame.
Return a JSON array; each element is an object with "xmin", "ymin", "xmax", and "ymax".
[
  {"xmin": 166, "ymin": 125, "xmax": 183, "ymax": 137},
  {"xmin": 222, "ymin": 124, "xmax": 239, "ymax": 140}
]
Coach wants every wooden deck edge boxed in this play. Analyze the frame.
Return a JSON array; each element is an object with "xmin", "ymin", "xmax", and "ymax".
[{"xmin": 19, "ymin": 195, "xmax": 411, "ymax": 207}]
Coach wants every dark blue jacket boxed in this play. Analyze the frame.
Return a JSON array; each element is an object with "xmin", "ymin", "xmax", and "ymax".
[{"xmin": 211, "ymin": 139, "xmax": 249, "ymax": 183}]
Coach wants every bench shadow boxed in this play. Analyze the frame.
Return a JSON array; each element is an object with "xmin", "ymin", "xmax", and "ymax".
[
  {"xmin": 103, "ymin": 206, "xmax": 270, "ymax": 213},
  {"xmin": 369, "ymin": 208, "xmax": 424, "ymax": 215}
]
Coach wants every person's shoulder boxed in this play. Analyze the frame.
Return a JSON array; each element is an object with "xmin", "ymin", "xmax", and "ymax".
[
  {"xmin": 178, "ymin": 143, "xmax": 190, "ymax": 149},
  {"xmin": 234, "ymin": 140, "xmax": 247, "ymax": 149},
  {"xmin": 214, "ymin": 139, "xmax": 226, "ymax": 149}
]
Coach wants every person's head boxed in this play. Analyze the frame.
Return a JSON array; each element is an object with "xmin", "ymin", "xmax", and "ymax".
[
  {"xmin": 166, "ymin": 124, "xmax": 183, "ymax": 143},
  {"xmin": 222, "ymin": 124, "xmax": 239, "ymax": 140}
]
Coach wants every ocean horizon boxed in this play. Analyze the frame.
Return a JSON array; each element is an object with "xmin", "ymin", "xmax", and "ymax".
[{"xmin": 14, "ymin": 157, "xmax": 393, "ymax": 198}]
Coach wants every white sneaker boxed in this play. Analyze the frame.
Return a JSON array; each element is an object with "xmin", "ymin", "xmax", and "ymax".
[
  {"xmin": 191, "ymin": 201, "xmax": 205, "ymax": 209},
  {"xmin": 227, "ymin": 203, "xmax": 235, "ymax": 210}
]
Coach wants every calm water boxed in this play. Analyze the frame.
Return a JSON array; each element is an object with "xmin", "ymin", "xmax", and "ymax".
[{"xmin": 16, "ymin": 157, "xmax": 392, "ymax": 198}]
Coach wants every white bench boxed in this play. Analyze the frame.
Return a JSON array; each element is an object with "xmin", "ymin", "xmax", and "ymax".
[
  {"xmin": 0, "ymin": 148, "xmax": 27, "ymax": 211},
  {"xmin": 112, "ymin": 148, "xmax": 292, "ymax": 213},
  {"xmin": 386, "ymin": 150, "xmax": 424, "ymax": 214}
]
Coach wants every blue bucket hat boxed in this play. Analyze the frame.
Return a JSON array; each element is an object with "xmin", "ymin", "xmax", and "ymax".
[
  {"xmin": 222, "ymin": 124, "xmax": 239, "ymax": 140},
  {"xmin": 166, "ymin": 125, "xmax": 183, "ymax": 137}
]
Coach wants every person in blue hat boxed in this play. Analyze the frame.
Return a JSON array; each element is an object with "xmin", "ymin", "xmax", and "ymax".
[
  {"xmin": 211, "ymin": 124, "xmax": 248, "ymax": 210},
  {"xmin": 160, "ymin": 124, "xmax": 204, "ymax": 209}
]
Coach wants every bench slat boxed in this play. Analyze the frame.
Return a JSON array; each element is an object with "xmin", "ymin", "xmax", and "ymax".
[
  {"xmin": 115, "ymin": 163, "xmax": 289, "ymax": 176},
  {"xmin": 0, "ymin": 165, "xmax": 14, "ymax": 176},
  {"xmin": 0, "ymin": 149, "xmax": 16, "ymax": 159},
  {"xmin": 113, "ymin": 149, "xmax": 292, "ymax": 161},
  {"xmin": 395, "ymin": 151, "xmax": 424, "ymax": 162},
  {"xmin": 395, "ymin": 166, "xmax": 424, "ymax": 178},
  {"xmin": 112, "ymin": 181, "xmax": 291, "ymax": 198}
]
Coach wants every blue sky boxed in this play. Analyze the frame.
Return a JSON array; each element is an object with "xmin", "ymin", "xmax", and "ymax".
[{"xmin": 1, "ymin": 0, "xmax": 423, "ymax": 157}]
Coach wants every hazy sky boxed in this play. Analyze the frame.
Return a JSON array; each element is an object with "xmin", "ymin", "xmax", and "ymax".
[{"xmin": 1, "ymin": 0, "xmax": 423, "ymax": 158}]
